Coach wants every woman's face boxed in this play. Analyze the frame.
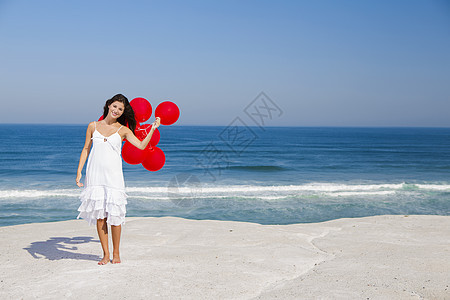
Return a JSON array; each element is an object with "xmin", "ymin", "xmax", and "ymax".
[{"xmin": 108, "ymin": 101, "xmax": 125, "ymax": 119}]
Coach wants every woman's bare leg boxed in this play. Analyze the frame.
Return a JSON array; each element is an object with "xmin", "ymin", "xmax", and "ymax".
[
  {"xmin": 97, "ymin": 218, "xmax": 110, "ymax": 265},
  {"xmin": 111, "ymin": 225, "xmax": 121, "ymax": 264}
]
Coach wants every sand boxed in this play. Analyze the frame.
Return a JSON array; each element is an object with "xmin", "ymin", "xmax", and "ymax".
[{"xmin": 0, "ymin": 215, "xmax": 449, "ymax": 299}]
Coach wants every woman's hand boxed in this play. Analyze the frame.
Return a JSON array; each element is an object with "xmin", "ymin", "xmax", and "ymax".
[
  {"xmin": 153, "ymin": 117, "xmax": 161, "ymax": 129},
  {"xmin": 76, "ymin": 173, "xmax": 83, "ymax": 187}
]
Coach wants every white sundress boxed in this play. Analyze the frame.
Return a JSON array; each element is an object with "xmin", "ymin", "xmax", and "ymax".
[{"xmin": 77, "ymin": 121, "xmax": 128, "ymax": 226}]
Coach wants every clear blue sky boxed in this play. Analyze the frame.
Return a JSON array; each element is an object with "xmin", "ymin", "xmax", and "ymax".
[{"xmin": 1, "ymin": 0, "xmax": 449, "ymax": 126}]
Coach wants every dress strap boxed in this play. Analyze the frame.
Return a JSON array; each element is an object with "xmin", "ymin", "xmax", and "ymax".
[
  {"xmin": 116, "ymin": 125, "xmax": 123, "ymax": 133},
  {"xmin": 94, "ymin": 121, "xmax": 96, "ymax": 130}
]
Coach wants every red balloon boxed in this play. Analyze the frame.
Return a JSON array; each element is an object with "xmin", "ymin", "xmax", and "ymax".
[
  {"xmin": 155, "ymin": 101, "xmax": 179, "ymax": 125},
  {"xmin": 142, "ymin": 146, "xmax": 165, "ymax": 171},
  {"xmin": 135, "ymin": 124, "xmax": 160, "ymax": 147},
  {"xmin": 121, "ymin": 141, "xmax": 145, "ymax": 165},
  {"xmin": 130, "ymin": 97, "xmax": 152, "ymax": 123}
]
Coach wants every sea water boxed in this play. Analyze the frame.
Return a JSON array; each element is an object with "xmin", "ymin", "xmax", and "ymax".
[{"xmin": 0, "ymin": 124, "xmax": 449, "ymax": 226}]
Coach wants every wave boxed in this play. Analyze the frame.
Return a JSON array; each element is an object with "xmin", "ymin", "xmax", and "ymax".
[
  {"xmin": 0, "ymin": 189, "xmax": 80, "ymax": 199},
  {"xmin": 415, "ymin": 184, "xmax": 450, "ymax": 191},
  {"xmin": 1, "ymin": 183, "xmax": 449, "ymax": 200},
  {"xmin": 326, "ymin": 191, "xmax": 397, "ymax": 197}
]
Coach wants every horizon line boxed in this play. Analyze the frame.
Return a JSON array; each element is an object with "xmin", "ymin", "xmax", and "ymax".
[{"xmin": 1, "ymin": 123, "xmax": 450, "ymax": 129}]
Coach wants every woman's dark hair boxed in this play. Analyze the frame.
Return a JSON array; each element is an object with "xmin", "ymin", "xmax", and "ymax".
[{"xmin": 102, "ymin": 94, "xmax": 137, "ymax": 133}]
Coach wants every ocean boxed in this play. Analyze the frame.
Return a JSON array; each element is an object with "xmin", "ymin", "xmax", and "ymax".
[{"xmin": 1, "ymin": 124, "xmax": 449, "ymax": 227}]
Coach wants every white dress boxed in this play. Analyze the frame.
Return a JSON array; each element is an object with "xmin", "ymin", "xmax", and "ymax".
[{"xmin": 77, "ymin": 121, "xmax": 128, "ymax": 226}]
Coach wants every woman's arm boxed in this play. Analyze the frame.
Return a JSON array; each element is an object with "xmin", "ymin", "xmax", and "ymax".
[
  {"xmin": 124, "ymin": 117, "xmax": 161, "ymax": 150},
  {"xmin": 76, "ymin": 122, "xmax": 94, "ymax": 187}
]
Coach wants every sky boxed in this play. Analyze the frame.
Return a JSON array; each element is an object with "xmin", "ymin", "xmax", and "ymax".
[{"xmin": 0, "ymin": 0, "xmax": 449, "ymax": 126}]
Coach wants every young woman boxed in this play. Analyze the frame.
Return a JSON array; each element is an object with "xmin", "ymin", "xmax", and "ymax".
[{"xmin": 76, "ymin": 94, "xmax": 160, "ymax": 265}]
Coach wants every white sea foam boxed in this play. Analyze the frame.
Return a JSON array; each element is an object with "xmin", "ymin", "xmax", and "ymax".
[
  {"xmin": 415, "ymin": 184, "xmax": 450, "ymax": 191},
  {"xmin": 325, "ymin": 191, "xmax": 397, "ymax": 197},
  {"xmin": 0, "ymin": 183, "xmax": 448, "ymax": 200},
  {"xmin": 0, "ymin": 189, "xmax": 80, "ymax": 199},
  {"xmin": 128, "ymin": 183, "xmax": 406, "ymax": 194}
]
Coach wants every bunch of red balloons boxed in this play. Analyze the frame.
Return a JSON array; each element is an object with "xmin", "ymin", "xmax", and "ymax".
[{"xmin": 101, "ymin": 98, "xmax": 180, "ymax": 171}]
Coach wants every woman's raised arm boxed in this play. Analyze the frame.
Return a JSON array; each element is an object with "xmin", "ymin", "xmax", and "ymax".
[{"xmin": 123, "ymin": 117, "xmax": 161, "ymax": 150}]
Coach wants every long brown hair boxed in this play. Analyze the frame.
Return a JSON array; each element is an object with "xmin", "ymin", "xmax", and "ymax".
[{"xmin": 102, "ymin": 94, "xmax": 137, "ymax": 133}]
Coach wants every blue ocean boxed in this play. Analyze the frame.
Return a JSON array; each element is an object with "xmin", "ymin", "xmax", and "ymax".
[{"xmin": 1, "ymin": 124, "xmax": 449, "ymax": 227}]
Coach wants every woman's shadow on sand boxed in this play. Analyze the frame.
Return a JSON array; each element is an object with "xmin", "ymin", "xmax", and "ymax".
[{"xmin": 23, "ymin": 236, "xmax": 101, "ymax": 261}]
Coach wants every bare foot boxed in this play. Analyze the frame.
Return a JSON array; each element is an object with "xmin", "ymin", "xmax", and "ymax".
[
  {"xmin": 112, "ymin": 255, "xmax": 121, "ymax": 264},
  {"xmin": 98, "ymin": 256, "xmax": 110, "ymax": 265}
]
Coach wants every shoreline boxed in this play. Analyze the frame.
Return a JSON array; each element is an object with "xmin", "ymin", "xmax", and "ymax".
[{"xmin": 1, "ymin": 215, "xmax": 449, "ymax": 299}]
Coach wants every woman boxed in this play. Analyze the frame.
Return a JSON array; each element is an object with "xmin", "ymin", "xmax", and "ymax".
[{"xmin": 76, "ymin": 94, "xmax": 160, "ymax": 265}]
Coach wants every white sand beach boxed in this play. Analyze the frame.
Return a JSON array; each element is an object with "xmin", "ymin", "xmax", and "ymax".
[{"xmin": 0, "ymin": 215, "xmax": 449, "ymax": 299}]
